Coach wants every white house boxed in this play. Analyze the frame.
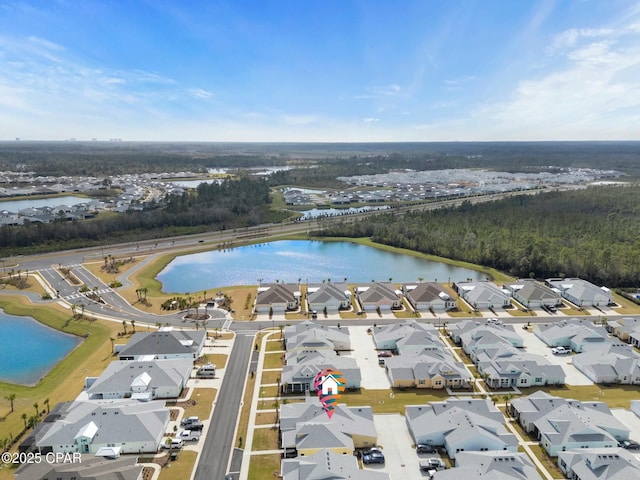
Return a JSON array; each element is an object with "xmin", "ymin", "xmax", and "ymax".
[{"xmin": 22, "ymin": 400, "xmax": 169, "ymax": 455}]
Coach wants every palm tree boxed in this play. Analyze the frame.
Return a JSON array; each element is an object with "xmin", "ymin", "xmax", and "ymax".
[
  {"xmin": 122, "ymin": 320, "xmax": 127, "ymax": 335},
  {"xmin": 5, "ymin": 393, "xmax": 16, "ymax": 413},
  {"xmin": 33, "ymin": 402, "xmax": 39, "ymax": 417},
  {"xmin": 44, "ymin": 398, "xmax": 50, "ymax": 414},
  {"xmin": 21, "ymin": 412, "xmax": 27, "ymax": 429},
  {"xmin": 109, "ymin": 337, "xmax": 115, "ymax": 353},
  {"xmin": 130, "ymin": 319, "xmax": 136, "ymax": 333}
]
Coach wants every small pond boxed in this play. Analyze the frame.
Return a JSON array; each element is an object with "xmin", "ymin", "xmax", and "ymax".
[{"xmin": 0, "ymin": 311, "xmax": 81, "ymax": 385}]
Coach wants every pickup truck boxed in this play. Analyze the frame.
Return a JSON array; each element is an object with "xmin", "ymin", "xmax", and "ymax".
[
  {"xmin": 178, "ymin": 430, "xmax": 201, "ymax": 442},
  {"xmin": 552, "ymin": 346, "xmax": 571, "ymax": 355}
]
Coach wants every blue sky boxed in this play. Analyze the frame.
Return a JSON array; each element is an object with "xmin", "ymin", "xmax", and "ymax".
[{"xmin": 1, "ymin": 0, "xmax": 639, "ymax": 141}]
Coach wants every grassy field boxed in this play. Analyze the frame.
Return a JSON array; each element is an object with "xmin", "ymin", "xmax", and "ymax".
[{"xmin": 263, "ymin": 353, "xmax": 285, "ymax": 369}]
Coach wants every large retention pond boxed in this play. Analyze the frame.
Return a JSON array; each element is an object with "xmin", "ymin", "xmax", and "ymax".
[
  {"xmin": 0, "ymin": 311, "xmax": 81, "ymax": 385},
  {"xmin": 157, "ymin": 240, "xmax": 485, "ymax": 293}
]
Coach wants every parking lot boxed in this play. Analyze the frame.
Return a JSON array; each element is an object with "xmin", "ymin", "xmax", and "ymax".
[
  {"xmin": 346, "ymin": 326, "xmax": 391, "ymax": 389},
  {"xmin": 513, "ymin": 323, "xmax": 593, "ymax": 385}
]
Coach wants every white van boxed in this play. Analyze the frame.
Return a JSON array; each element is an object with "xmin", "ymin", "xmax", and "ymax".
[{"xmin": 196, "ymin": 363, "xmax": 216, "ymax": 378}]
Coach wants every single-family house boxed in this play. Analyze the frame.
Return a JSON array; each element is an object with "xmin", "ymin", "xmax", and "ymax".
[
  {"xmin": 572, "ymin": 343, "xmax": 640, "ymax": 384},
  {"xmin": 406, "ymin": 398, "xmax": 519, "ymax": 459},
  {"xmin": 558, "ymin": 448, "xmax": 640, "ymax": 480},
  {"xmin": 282, "ymin": 448, "xmax": 390, "ymax": 480},
  {"xmin": 280, "ymin": 399, "xmax": 377, "ymax": 457},
  {"xmin": 85, "ymin": 358, "xmax": 192, "ymax": 400},
  {"xmin": 372, "ymin": 320, "xmax": 439, "ymax": 352},
  {"xmin": 117, "ymin": 328, "xmax": 206, "ymax": 360},
  {"xmin": 476, "ymin": 348, "xmax": 566, "ymax": 388},
  {"xmin": 533, "ymin": 319, "xmax": 609, "ymax": 352},
  {"xmin": 385, "ymin": 350, "xmax": 472, "ymax": 389},
  {"xmin": 254, "ymin": 283, "xmax": 300, "ymax": 313},
  {"xmin": 355, "ymin": 282, "xmax": 401, "ymax": 311},
  {"xmin": 432, "ymin": 451, "xmax": 544, "ymax": 480},
  {"xmin": 510, "ymin": 391, "xmax": 629, "ymax": 457},
  {"xmin": 20, "ymin": 399, "xmax": 169, "ymax": 455},
  {"xmin": 454, "ymin": 281, "xmax": 511, "ymax": 310},
  {"xmin": 449, "ymin": 320, "xmax": 522, "ymax": 348},
  {"xmin": 546, "ymin": 278, "xmax": 613, "ymax": 307},
  {"xmin": 306, "ymin": 283, "xmax": 351, "ymax": 313},
  {"xmin": 284, "ymin": 321, "xmax": 351, "ymax": 352},
  {"xmin": 606, "ymin": 317, "xmax": 640, "ymax": 343},
  {"xmin": 506, "ymin": 279, "xmax": 561, "ymax": 309},
  {"xmin": 402, "ymin": 282, "xmax": 457, "ymax": 312},
  {"xmin": 282, "ymin": 350, "xmax": 361, "ymax": 393}
]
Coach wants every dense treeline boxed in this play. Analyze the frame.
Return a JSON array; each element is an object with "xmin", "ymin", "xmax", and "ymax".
[
  {"xmin": 1, "ymin": 141, "xmax": 638, "ymax": 178},
  {"xmin": 0, "ymin": 177, "xmax": 283, "ymax": 254},
  {"xmin": 315, "ymin": 185, "xmax": 640, "ymax": 287}
]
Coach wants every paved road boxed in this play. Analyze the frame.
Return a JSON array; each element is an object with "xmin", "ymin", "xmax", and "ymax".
[{"xmin": 194, "ymin": 333, "xmax": 254, "ymax": 480}]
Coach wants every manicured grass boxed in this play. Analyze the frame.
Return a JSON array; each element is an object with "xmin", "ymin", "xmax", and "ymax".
[
  {"xmin": 247, "ymin": 454, "xmax": 281, "ymax": 480},
  {"xmin": 252, "ymin": 426, "xmax": 280, "ymax": 451},
  {"xmin": 199, "ymin": 354, "xmax": 227, "ymax": 369},
  {"xmin": 261, "ymin": 385, "xmax": 280, "ymax": 397},
  {"xmin": 180, "ymin": 388, "xmax": 217, "ymax": 421},
  {"xmin": 235, "ymin": 332, "xmax": 269, "ymax": 449},
  {"xmin": 0, "ymin": 295, "xmax": 118, "ymax": 448},
  {"xmin": 558, "ymin": 303, "xmax": 588, "ymax": 316},
  {"xmin": 255, "ymin": 411, "xmax": 278, "ymax": 425},
  {"xmin": 341, "ymin": 388, "xmax": 456, "ymax": 414},
  {"xmin": 266, "ymin": 339, "xmax": 285, "ymax": 352},
  {"xmin": 158, "ymin": 449, "xmax": 198, "ymax": 480},
  {"xmin": 260, "ymin": 371, "xmax": 283, "ymax": 385},
  {"xmin": 523, "ymin": 384, "xmax": 640, "ymax": 408},
  {"xmin": 83, "ymin": 256, "xmax": 141, "ymax": 287},
  {"xmin": 611, "ymin": 292, "xmax": 640, "ymax": 314},
  {"xmin": 263, "ymin": 353, "xmax": 285, "ymax": 369}
]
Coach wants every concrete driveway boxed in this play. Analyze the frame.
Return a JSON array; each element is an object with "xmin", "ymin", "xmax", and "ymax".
[
  {"xmin": 346, "ymin": 326, "xmax": 391, "ymax": 389},
  {"xmin": 612, "ymin": 409, "xmax": 640, "ymax": 442},
  {"xmin": 368, "ymin": 414, "xmax": 424, "ymax": 480},
  {"xmin": 513, "ymin": 323, "xmax": 593, "ymax": 386}
]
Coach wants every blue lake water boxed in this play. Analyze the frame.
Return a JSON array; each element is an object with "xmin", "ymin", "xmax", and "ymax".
[
  {"xmin": 0, "ymin": 311, "xmax": 81, "ymax": 385},
  {"xmin": 157, "ymin": 240, "xmax": 485, "ymax": 292}
]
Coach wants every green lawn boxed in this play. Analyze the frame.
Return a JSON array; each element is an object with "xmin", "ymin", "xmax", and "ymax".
[
  {"xmin": 341, "ymin": 388, "xmax": 457, "ymax": 414},
  {"xmin": 252, "ymin": 426, "xmax": 280, "ymax": 451},
  {"xmin": 248, "ymin": 454, "xmax": 281, "ymax": 480},
  {"xmin": 158, "ymin": 450, "xmax": 198, "ymax": 480},
  {"xmin": 263, "ymin": 353, "xmax": 285, "ymax": 369}
]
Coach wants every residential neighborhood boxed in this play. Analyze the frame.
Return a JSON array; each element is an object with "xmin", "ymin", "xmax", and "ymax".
[{"xmin": 4, "ymin": 274, "xmax": 640, "ymax": 480}]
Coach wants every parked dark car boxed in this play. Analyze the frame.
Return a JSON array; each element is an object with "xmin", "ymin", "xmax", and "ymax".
[
  {"xmin": 620, "ymin": 440, "xmax": 640, "ymax": 450},
  {"xmin": 363, "ymin": 452, "xmax": 385, "ymax": 465},
  {"xmin": 416, "ymin": 443, "xmax": 436, "ymax": 454},
  {"xmin": 186, "ymin": 421, "xmax": 204, "ymax": 431}
]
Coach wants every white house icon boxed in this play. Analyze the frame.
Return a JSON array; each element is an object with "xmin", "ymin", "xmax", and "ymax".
[{"xmin": 319, "ymin": 373, "xmax": 341, "ymax": 395}]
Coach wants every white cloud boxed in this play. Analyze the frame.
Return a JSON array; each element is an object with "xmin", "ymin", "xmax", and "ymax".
[
  {"xmin": 189, "ymin": 88, "xmax": 213, "ymax": 99},
  {"xmin": 362, "ymin": 117, "xmax": 379, "ymax": 123}
]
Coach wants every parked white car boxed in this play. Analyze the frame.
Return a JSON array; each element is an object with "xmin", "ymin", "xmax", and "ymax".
[
  {"xmin": 552, "ymin": 346, "xmax": 571, "ymax": 355},
  {"xmin": 178, "ymin": 430, "xmax": 201, "ymax": 442}
]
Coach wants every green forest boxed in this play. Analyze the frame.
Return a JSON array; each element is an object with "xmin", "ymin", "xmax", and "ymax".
[
  {"xmin": 0, "ymin": 177, "xmax": 285, "ymax": 253},
  {"xmin": 314, "ymin": 185, "xmax": 640, "ymax": 287}
]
